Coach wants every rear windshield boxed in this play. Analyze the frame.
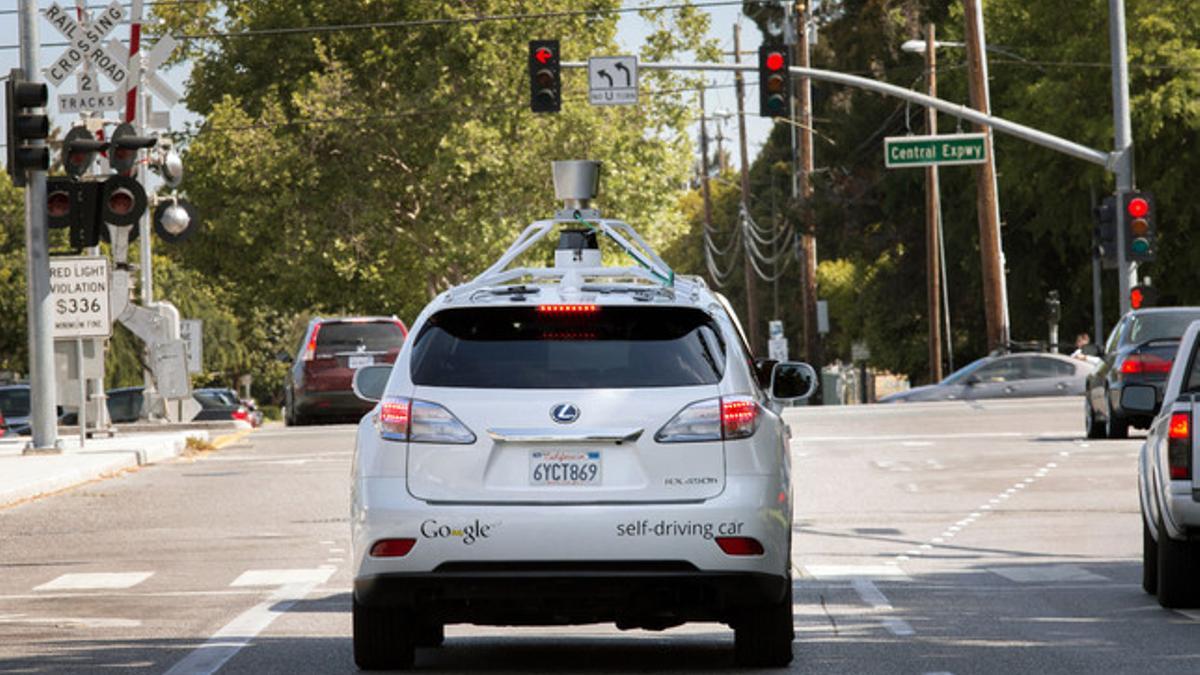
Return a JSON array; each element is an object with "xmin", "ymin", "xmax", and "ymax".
[
  {"xmin": 410, "ymin": 306, "xmax": 726, "ymax": 388},
  {"xmin": 315, "ymin": 321, "xmax": 405, "ymax": 355},
  {"xmin": 1125, "ymin": 311, "xmax": 1200, "ymax": 346},
  {"xmin": 0, "ymin": 388, "xmax": 30, "ymax": 417}
]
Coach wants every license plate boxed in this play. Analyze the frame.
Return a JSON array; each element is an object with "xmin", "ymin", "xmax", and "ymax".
[
  {"xmin": 529, "ymin": 450, "xmax": 601, "ymax": 486},
  {"xmin": 348, "ymin": 355, "xmax": 373, "ymax": 369}
]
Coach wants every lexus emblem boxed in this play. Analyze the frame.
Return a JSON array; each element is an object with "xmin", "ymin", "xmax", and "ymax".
[{"xmin": 550, "ymin": 403, "xmax": 579, "ymax": 424}]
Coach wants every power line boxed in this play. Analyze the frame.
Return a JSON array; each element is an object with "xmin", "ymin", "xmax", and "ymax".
[
  {"xmin": 0, "ymin": 0, "xmax": 209, "ymax": 15},
  {"xmin": 174, "ymin": 1, "xmax": 745, "ymax": 39}
]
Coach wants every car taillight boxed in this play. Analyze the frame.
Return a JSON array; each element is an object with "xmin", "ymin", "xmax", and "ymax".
[
  {"xmin": 656, "ymin": 395, "xmax": 760, "ymax": 443},
  {"xmin": 370, "ymin": 538, "xmax": 416, "ymax": 557},
  {"xmin": 378, "ymin": 396, "xmax": 474, "ymax": 444},
  {"xmin": 1120, "ymin": 354, "xmax": 1172, "ymax": 375},
  {"xmin": 1168, "ymin": 411, "xmax": 1192, "ymax": 480},
  {"xmin": 715, "ymin": 536, "xmax": 764, "ymax": 556},
  {"xmin": 302, "ymin": 324, "xmax": 322, "ymax": 361},
  {"xmin": 232, "ymin": 407, "xmax": 250, "ymax": 422}
]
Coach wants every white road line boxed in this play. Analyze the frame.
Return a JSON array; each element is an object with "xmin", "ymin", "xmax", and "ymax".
[
  {"xmin": 230, "ymin": 568, "xmax": 334, "ymax": 587},
  {"xmin": 1177, "ymin": 610, "xmax": 1200, "ymax": 621},
  {"xmin": 851, "ymin": 578, "xmax": 915, "ymax": 636},
  {"xmin": 0, "ymin": 613, "xmax": 141, "ymax": 628},
  {"xmin": 34, "ymin": 572, "xmax": 153, "ymax": 591},
  {"xmin": 803, "ymin": 564, "xmax": 909, "ymax": 579},
  {"xmin": 163, "ymin": 569, "xmax": 333, "ymax": 675},
  {"xmin": 803, "ymin": 431, "xmax": 1026, "ymax": 443}
]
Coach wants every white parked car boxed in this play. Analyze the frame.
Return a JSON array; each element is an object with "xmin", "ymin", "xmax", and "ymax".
[
  {"xmin": 1130, "ymin": 318, "xmax": 1200, "ymax": 608},
  {"xmin": 348, "ymin": 161, "xmax": 817, "ymax": 669}
]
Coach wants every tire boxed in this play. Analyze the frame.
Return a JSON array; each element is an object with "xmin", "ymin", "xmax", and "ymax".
[
  {"xmin": 352, "ymin": 598, "xmax": 415, "ymax": 670},
  {"xmin": 414, "ymin": 621, "xmax": 445, "ymax": 648},
  {"xmin": 1142, "ymin": 513, "xmax": 1158, "ymax": 595},
  {"xmin": 734, "ymin": 581, "xmax": 794, "ymax": 668},
  {"xmin": 1105, "ymin": 392, "xmax": 1129, "ymax": 439},
  {"xmin": 284, "ymin": 390, "xmax": 295, "ymax": 427},
  {"xmin": 1084, "ymin": 396, "xmax": 1105, "ymax": 439},
  {"xmin": 1156, "ymin": 515, "xmax": 1200, "ymax": 609}
]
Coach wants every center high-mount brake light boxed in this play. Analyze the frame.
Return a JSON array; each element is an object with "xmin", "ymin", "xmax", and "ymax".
[
  {"xmin": 1168, "ymin": 411, "xmax": 1192, "ymax": 480},
  {"xmin": 537, "ymin": 304, "xmax": 599, "ymax": 314}
]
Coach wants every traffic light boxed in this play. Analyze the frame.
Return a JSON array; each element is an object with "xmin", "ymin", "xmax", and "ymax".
[
  {"xmin": 62, "ymin": 127, "xmax": 108, "ymax": 178},
  {"xmin": 5, "ymin": 69, "xmax": 49, "ymax": 187},
  {"xmin": 1131, "ymin": 284, "xmax": 1158, "ymax": 310},
  {"xmin": 528, "ymin": 40, "xmax": 561, "ymax": 113},
  {"xmin": 758, "ymin": 44, "xmax": 790, "ymax": 118},
  {"xmin": 1123, "ymin": 190, "xmax": 1155, "ymax": 262},
  {"xmin": 99, "ymin": 174, "xmax": 147, "ymax": 226},
  {"xmin": 110, "ymin": 123, "xmax": 157, "ymax": 175},
  {"xmin": 1092, "ymin": 195, "xmax": 1117, "ymax": 268},
  {"xmin": 46, "ymin": 177, "xmax": 103, "ymax": 248}
]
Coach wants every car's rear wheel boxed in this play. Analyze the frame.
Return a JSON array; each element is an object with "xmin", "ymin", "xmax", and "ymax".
[
  {"xmin": 734, "ymin": 581, "xmax": 794, "ymax": 667},
  {"xmin": 352, "ymin": 598, "xmax": 415, "ymax": 670},
  {"xmin": 1142, "ymin": 511, "xmax": 1158, "ymax": 595},
  {"xmin": 1084, "ymin": 396, "xmax": 1105, "ymax": 439},
  {"xmin": 1156, "ymin": 515, "xmax": 1200, "ymax": 608},
  {"xmin": 1105, "ymin": 393, "xmax": 1129, "ymax": 439}
]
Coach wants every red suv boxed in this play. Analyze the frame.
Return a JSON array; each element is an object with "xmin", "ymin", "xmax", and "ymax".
[{"xmin": 284, "ymin": 317, "xmax": 408, "ymax": 426}]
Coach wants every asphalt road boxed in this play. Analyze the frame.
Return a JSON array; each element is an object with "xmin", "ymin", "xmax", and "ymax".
[{"xmin": 0, "ymin": 397, "xmax": 1197, "ymax": 673}]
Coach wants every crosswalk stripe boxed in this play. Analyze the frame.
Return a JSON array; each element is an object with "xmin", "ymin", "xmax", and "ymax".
[
  {"xmin": 34, "ymin": 572, "xmax": 153, "ymax": 591},
  {"xmin": 230, "ymin": 568, "xmax": 336, "ymax": 587}
]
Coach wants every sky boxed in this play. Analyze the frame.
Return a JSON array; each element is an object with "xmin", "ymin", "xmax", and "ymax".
[{"xmin": 1, "ymin": 1, "xmax": 775, "ymax": 168}]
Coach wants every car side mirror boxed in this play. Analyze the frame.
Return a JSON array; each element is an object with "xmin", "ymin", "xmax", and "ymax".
[
  {"xmin": 965, "ymin": 375, "xmax": 981, "ymax": 386},
  {"xmin": 770, "ymin": 361, "xmax": 818, "ymax": 401},
  {"xmin": 1121, "ymin": 384, "xmax": 1157, "ymax": 414},
  {"xmin": 275, "ymin": 351, "xmax": 293, "ymax": 363},
  {"xmin": 352, "ymin": 364, "xmax": 392, "ymax": 403}
]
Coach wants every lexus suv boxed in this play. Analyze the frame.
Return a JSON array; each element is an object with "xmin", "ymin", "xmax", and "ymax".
[
  {"xmin": 284, "ymin": 317, "xmax": 408, "ymax": 426},
  {"xmin": 348, "ymin": 161, "xmax": 816, "ymax": 670}
]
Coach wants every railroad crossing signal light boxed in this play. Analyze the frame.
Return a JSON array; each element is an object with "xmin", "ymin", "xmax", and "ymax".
[
  {"xmin": 1131, "ymin": 284, "xmax": 1158, "ymax": 310},
  {"xmin": 110, "ymin": 122, "xmax": 158, "ymax": 175},
  {"xmin": 758, "ymin": 45, "xmax": 790, "ymax": 118},
  {"xmin": 1123, "ymin": 191, "xmax": 1155, "ymax": 262},
  {"xmin": 46, "ymin": 177, "xmax": 103, "ymax": 248},
  {"xmin": 62, "ymin": 127, "xmax": 108, "ymax": 178},
  {"xmin": 99, "ymin": 174, "xmax": 147, "ymax": 227},
  {"xmin": 5, "ymin": 69, "xmax": 50, "ymax": 187},
  {"xmin": 529, "ymin": 40, "xmax": 561, "ymax": 114}
]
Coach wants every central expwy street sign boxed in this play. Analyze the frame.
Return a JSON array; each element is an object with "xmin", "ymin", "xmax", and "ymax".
[
  {"xmin": 588, "ymin": 56, "xmax": 638, "ymax": 106},
  {"xmin": 43, "ymin": 1, "xmax": 129, "ymax": 89},
  {"xmin": 50, "ymin": 257, "xmax": 112, "ymax": 339},
  {"xmin": 884, "ymin": 133, "xmax": 987, "ymax": 168}
]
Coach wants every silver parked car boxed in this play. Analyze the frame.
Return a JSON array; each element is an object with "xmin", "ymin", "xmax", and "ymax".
[{"xmin": 879, "ymin": 352, "xmax": 1095, "ymax": 403}]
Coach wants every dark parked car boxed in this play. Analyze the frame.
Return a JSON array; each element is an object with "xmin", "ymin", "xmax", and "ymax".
[
  {"xmin": 106, "ymin": 386, "xmax": 254, "ymax": 426},
  {"xmin": 1084, "ymin": 307, "xmax": 1200, "ymax": 439},
  {"xmin": 284, "ymin": 317, "xmax": 408, "ymax": 426},
  {"xmin": 879, "ymin": 352, "xmax": 1093, "ymax": 403}
]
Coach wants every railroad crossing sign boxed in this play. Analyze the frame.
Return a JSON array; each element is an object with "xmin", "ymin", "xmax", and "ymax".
[
  {"xmin": 884, "ymin": 133, "xmax": 988, "ymax": 168},
  {"xmin": 106, "ymin": 34, "xmax": 182, "ymax": 107},
  {"xmin": 588, "ymin": 56, "xmax": 638, "ymax": 106},
  {"xmin": 42, "ymin": 1, "xmax": 129, "ymax": 90}
]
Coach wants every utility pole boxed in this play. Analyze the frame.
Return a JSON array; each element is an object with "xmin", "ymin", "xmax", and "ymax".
[
  {"xmin": 1109, "ymin": 0, "xmax": 1135, "ymax": 314},
  {"xmin": 699, "ymin": 85, "xmax": 717, "ymax": 287},
  {"xmin": 793, "ymin": 3, "xmax": 820, "ymax": 370},
  {"xmin": 18, "ymin": 0, "xmax": 60, "ymax": 453},
  {"xmin": 963, "ymin": 0, "xmax": 1010, "ymax": 352},
  {"xmin": 734, "ymin": 23, "xmax": 762, "ymax": 353},
  {"xmin": 924, "ymin": 23, "xmax": 943, "ymax": 382}
]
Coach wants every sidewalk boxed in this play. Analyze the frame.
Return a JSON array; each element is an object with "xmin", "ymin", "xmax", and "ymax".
[{"xmin": 0, "ymin": 426, "xmax": 253, "ymax": 509}]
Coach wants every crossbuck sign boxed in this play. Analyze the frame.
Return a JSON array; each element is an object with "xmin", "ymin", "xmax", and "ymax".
[{"xmin": 43, "ymin": 2, "xmax": 129, "ymax": 89}]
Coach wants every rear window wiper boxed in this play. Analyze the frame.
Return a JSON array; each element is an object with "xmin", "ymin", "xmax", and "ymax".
[{"xmin": 1130, "ymin": 337, "xmax": 1181, "ymax": 349}]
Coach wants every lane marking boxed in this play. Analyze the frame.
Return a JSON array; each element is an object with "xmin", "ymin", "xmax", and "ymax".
[
  {"xmin": 803, "ymin": 564, "xmax": 909, "ymax": 579},
  {"xmin": 163, "ymin": 569, "xmax": 333, "ymax": 675},
  {"xmin": 851, "ymin": 578, "xmax": 915, "ymax": 636},
  {"xmin": 230, "ymin": 568, "xmax": 333, "ymax": 587},
  {"xmin": 0, "ymin": 613, "xmax": 141, "ymax": 628},
  {"xmin": 1177, "ymin": 610, "xmax": 1200, "ymax": 621},
  {"xmin": 34, "ymin": 572, "xmax": 153, "ymax": 591},
  {"xmin": 211, "ymin": 429, "xmax": 253, "ymax": 449},
  {"xmin": 804, "ymin": 431, "xmax": 1025, "ymax": 443},
  {"xmin": 987, "ymin": 564, "xmax": 1108, "ymax": 583}
]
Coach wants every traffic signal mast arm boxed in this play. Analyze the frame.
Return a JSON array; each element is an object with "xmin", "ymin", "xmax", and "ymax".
[{"xmin": 558, "ymin": 61, "xmax": 1114, "ymax": 169}]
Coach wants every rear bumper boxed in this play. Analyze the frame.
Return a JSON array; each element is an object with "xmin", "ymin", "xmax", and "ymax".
[
  {"xmin": 294, "ymin": 390, "xmax": 372, "ymax": 418},
  {"xmin": 354, "ymin": 567, "xmax": 788, "ymax": 626}
]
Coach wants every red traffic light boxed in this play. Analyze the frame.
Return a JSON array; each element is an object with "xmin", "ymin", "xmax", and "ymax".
[
  {"xmin": 765, "ymin": 52, "xmax": 785, "ymax": 71},
  {"xmin": 1131, "ymin": 288, "xmax": 1145, "ymax": 309},
  {"xmin": 1127, "ymin": 197, "xmax": 1149, "ymax": 218},
  {"xmin": 108, "ymin": 188, "xmax": 135, "ymax": 217},
  {"xmin": 47, "ymin": 189, "xmax": 71, "ymax": 218},
  {"xmin": 535, "ymin": 47, "xmax": 554, "ymax": 65}
]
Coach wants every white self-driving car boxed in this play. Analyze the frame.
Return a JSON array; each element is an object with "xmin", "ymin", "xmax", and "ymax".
[{"xmin": 349, "ymin": 161, "xmax": 816, "ymax": 670}]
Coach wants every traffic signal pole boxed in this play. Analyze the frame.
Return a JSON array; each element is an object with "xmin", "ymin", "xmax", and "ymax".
[
  {"xmin": 17, "ymin": 0, "xmax": 60, "ymax": 453},
  {"xmin": 794, "ymin": 3, "xmax": 821, "ymax": 373},
  {"xmin": 732, "ymin": 24, "xmax": 762, "ymax": 353},
  {"xmin": 1109, "ymin": 0, "xmax": 1135, "ymax": 314},
  {"xmin": 923, "ymin": 23, "xmax": 943, "ymax": 382}
]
